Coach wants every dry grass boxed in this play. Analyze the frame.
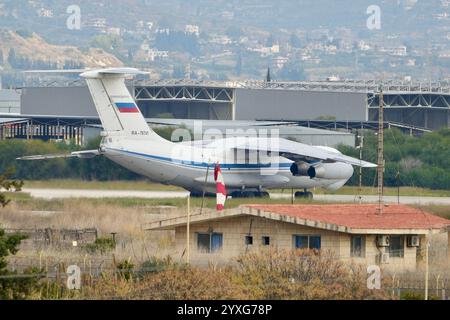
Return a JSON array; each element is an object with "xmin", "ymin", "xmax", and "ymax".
[
  {"xmin": 0, "ymin": 200, "xmax": 181, "ymax": 267},
  {"xmin": 24, "ymin": 179, "xmax": 183, "ymax": 191},
  {"xmin": 34, "ymin": 248, "xmax": 391, "ymax": 300},
  {"xmin": 22, "ymin": 179, "xmax": 450, "ymax": 197},
  {"xmin": 1, "ymin": 195, "xmax": 448, "ymax": 294},
  {"xmin": 414, "ymin": 205, "xmax": 450, "ymax": 219},
  {"xmin": 1, "ymin": 201, "xmax": 148, "ymax": 235}
]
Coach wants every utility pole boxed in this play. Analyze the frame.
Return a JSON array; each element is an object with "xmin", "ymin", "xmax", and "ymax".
[
  {"xmin": 425, "ymin": 232, "xmax": 430, "ymax": 300},
  {"xmin": 377, "ymin": 84, "xmax": 384, "ymax": 215},
  {"xmin": 358, "ymin": 133, "xmax": 364, "ymax": 205},
  {"xmin": 186, "ymin": 196, "xmax": 191, "ymax": 265},
  {"xmin": 200, "ymin": 162, "xmax": 212, "ymax": 216}
]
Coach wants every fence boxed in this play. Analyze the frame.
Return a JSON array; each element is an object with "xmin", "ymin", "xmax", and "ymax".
[
  {"xmin": 4, "ymin": 228, "xmax": 98, "ymax": 248},
  {"xmin": 3, "ymin": 253, "xmax": 449, "ymax": 300}
]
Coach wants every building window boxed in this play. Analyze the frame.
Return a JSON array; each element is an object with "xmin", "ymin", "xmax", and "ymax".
[
  {"xmin": 197, "ymin": 232, "xmax": 223, "ymax": 253},
  {"xmin": 245, "ymin": 235, "xmax": 253, "ymax": 245},
  {"xmin": 294, "ymin": 235, "xmax": 321, "ymax": 250},
  {"xmin": 262, "ymin": 236, "xmax": 270, "ymax": 246},
  {"xmin": 389, "ymin": 236, "xmax": 404, "ymax": 257},
  {"xmin": 197, "ymin": 233, "xmax": 210, "ymax": 252},
  {"xmin": 351, "ymin": 235, "xmax": 366, "ymax": 257}
]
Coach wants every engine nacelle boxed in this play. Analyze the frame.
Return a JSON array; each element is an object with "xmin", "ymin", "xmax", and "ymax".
[
  {"xmin": 290, "ymin": 162, "xmax": 311, "ymax": 177},
  {"xmin": 291, "ymin": 162, "xmax": 354, "ymax": 180}
]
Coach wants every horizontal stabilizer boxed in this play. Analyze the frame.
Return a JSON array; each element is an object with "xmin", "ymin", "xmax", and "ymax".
[
  {"xmin": 17, "ymin": 150, "xmax": 100, "ymax": 161},
  {"xmin": 81, "ymin": 68, "xmax": 149, "ymax": 79}
]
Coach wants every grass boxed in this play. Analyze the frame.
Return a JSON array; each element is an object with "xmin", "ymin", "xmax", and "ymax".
[
  {"xmin": 23, "ymin": 179, "xmax": 183, "ymax": 191},
  {"xmin": 414, "ymin": 205, "xmax": 450, "ymax": 219},
  {"xmin": 4, "ymin": 191, "xmax": 449, "ymax": 218},
  {"xmin": 22, "ymin": 180, "xmax": 450, "ymax": 197},
  {"xmin": 317, "ymin": 186, "xmax": 450, "ymax": 197},
  {"xmin": 3, "ymin": 192, "xmax": 317, "ymax": 211}
]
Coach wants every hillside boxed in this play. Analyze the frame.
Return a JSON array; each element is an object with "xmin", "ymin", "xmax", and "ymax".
[{"xmin": 0, "ymin": 29, "xmax": 123, "ymax": 69}]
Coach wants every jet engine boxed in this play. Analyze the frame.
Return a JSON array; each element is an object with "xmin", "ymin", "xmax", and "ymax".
[{"xmin": 290, "ymin": 162, "xmax": 354, "ymax": 180}]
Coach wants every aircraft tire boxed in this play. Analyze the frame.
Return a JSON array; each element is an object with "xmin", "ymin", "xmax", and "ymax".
[{"xmin": 295, "ymin": 191, "xmax": 314, "ymax": 200}]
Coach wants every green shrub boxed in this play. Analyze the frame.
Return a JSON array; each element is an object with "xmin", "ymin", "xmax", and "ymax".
[
  {"xmin": 0, "ymin": 230, "xmax": 41, "ymax": 300},
  {"xmin": 140, "ymin": 256, "xmax": 176, "ymax": 274},
  {"xmin": 400, "ymin": 291, "xmax": 440, "ymax": 300},
  {"xmin": 83, "ymin": 237, "xmax": 116, "ymax": 254},
  {"xmin": 116, "ymin": 260, "xmax": 135, "ymax": 281}
]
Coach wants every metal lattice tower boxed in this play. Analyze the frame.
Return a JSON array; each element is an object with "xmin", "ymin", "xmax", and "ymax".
[{"xmin": 377, "ymin": 85, "xmax": 385, "ymax": 215}]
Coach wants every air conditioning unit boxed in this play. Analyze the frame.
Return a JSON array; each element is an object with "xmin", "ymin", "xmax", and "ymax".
[
  {"xmin": 376, "ymin": 235, "xmax": 390, "ymax": 247},
  {"xmin": 380, "ymin": 253, "xmax": 390, "ymax": 264},
  {"xmin": 407, "ymin": 235, "xmax": 420, "ymax": 247}
]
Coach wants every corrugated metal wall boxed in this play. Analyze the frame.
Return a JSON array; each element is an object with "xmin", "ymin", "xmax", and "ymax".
[
  {"xmin": 21, "ymin": 86, "xmax": 96, "ymax": 117},
  {"xmin": 234, "ymin": 88, "xmax": 368, "ymax": 121},
  {"xmin": 20, "ymin": 85, "xmax": 369, "ymax": 123}
]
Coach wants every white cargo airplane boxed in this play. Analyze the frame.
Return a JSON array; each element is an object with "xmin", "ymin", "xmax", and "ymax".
[{"xmin": 19, "ymin": 68, "xmax": 376, "ymax": 198}]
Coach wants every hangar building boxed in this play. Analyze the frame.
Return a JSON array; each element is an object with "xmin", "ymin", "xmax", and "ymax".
[
  {"xmin": 1, "ymin": 78, "xmax": 447, "ymax": 145},
  {"xmin": 18, "ymin": 78, "xmax": 450, "ymax": 131}
]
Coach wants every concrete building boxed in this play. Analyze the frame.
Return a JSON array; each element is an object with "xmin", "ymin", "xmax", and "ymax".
[{"xmin": 147, "ymin": 204, "xmax": 450, "ymax": 273}]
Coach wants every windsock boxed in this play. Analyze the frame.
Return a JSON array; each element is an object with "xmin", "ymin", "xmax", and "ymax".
[{"xmin": 214, "ymin": 163, "xmax": 227, "ymax": 211}]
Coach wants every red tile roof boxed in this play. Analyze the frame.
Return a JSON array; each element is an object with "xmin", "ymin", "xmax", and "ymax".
[{"xmin": 245, "ymin": 204, "xmax": 450, "ymax": 230}]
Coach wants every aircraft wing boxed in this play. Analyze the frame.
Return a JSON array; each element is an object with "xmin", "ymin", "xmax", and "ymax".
[
  {"xmin": 206, "ymin": 137, "xmax": 377, "ymax": 168},
  {"xmin": 17, "ymin": 150, "xmax": 101, "ymax": 161}
]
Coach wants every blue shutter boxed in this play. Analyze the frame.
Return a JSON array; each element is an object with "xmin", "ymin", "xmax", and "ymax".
[
  {"xmin": 309, "ymin": 236, "xmax": 321, "ymax": 249},
  {"xmin": 295, "ymin": 236, "xmax": 308, "ymax": 249},
  {"xmin": 211, "ymin": 233, "xmax": 223, "ymax": 252}
]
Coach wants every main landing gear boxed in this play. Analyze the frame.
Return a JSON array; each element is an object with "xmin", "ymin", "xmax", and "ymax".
[
  {"xmin": 229, "ymin": 191, "xmax": 270, "ymax": 199},
  {"xmin": 190, "ymin": 190, "xmax": 270, "ymax": 198},
  {"xmin": 190, "ymin": 192, "xmax": 216, "ymax": 198},
  {"xmin": 295, "ymin": 189, "xmax": 314, "ymax": 200}
]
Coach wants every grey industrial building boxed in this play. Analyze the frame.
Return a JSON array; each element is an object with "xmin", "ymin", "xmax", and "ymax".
[
  {"xmin": 1, "ymin": 78, "xmax": 448, "ymax": 145},
  {"xmin": 18, "ymin": 78, "xmax": 450, "ymax": 130}
]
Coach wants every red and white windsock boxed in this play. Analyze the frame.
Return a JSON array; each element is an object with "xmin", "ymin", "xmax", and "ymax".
[{"xmin": 214, "ymin": 163, "xmax": 227, "ymax": 211}]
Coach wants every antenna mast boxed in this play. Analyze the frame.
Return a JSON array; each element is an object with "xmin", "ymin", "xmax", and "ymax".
[{"xmin": 377, "ymin": 84, "xmax": 384, "ymax": 215}]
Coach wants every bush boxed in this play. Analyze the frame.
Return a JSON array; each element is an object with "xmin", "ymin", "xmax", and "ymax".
[
  {"xmin": 0, "ymin": 230, "xmax": 42, "ymax": 300},
  {"xmin": 233, "ymin": 248, "xmax": 387, "ymax": 300},
  {"xmin": 83, "ymin": 237, "xmax": 116, "ymax": 254},
  {"xmin": 78, "ymin": 248, "xmax": 389, "ymax": 300},
  {"xmin": 400, "ymin": 291, "xmax": 440, "ymax": 300},
  {"xmin": 116, "ymin": 260, "xmax": 135, "ymax": 281},
  {"xmin": 140, "ymin": 256, "xmax": 175, "ymax": 274}
]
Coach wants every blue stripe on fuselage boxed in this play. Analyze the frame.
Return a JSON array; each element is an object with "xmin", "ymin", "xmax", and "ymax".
[{"xmin": 105, "ymin": 147, "xmax": 292, "ymax": 170}]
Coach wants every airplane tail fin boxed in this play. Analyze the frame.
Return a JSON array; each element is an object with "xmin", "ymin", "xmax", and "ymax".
[{"xmin": 81, "ymin": 68, "xmax": 164, "ymax": 141}]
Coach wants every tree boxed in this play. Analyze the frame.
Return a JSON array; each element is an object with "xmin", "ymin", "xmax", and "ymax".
[
  {"xmin": 0, "ymin": 230, "xmax": 39, "ymax": 300},
  {"xmin": 277, "ymin": 61, "xmax": 306, "ymax": 81},
  {"xmin": 266, "ymin": 34, "xmax": 276, "ymax": 47},
  {"xmin": 235, "ymin": 53, "xmax": 242, "ymax": 76},
  {"xmin": 7, "ymin": 48, "xmax": 16, "ymax": 67},
  {"xmin": 290, "ymin": 33, "xmax": 302, "ymax": 48},
  {"xmin": 0, "ymin": 168, "xmax": 23, "ymax": 208},
  {"xmin": 266, "ymin": 67, "xmax": 271, "ymax": 82}
]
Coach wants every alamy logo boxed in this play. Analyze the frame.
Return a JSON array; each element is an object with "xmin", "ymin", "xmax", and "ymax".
[
  {"xmin": 66, "ymin": 5, "xmax": 81, "ymax": 30},
  {"xmin": 366, "ymin": 5, "xmax": 381, "ymax": 30},
  {"xmin": 66, "ymin": 265, "xmax": 81, "ymax": 290},
  {"xmin": 367, "ymin": 265, "xmax": 381, "ymax": 290}
]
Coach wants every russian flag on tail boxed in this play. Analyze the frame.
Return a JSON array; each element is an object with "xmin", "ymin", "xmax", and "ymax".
[
  {"xmin": 214, "ymin": 163, "xmax": 227, "ymax": 211},
  {"xmin": 115, "ymin": 102, "xmax": 140, "ymax": 113}
]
